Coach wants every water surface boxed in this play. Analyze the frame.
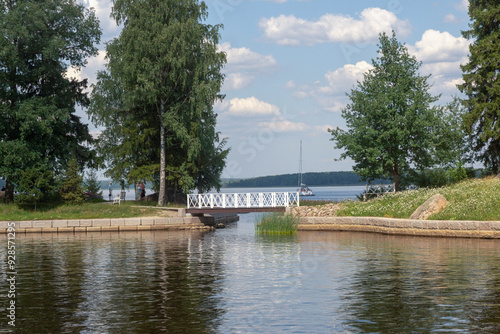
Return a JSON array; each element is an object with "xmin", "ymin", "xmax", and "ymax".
[{"xmin": 2, "ymin": 212, "xmax": 500, "ymax": 333}]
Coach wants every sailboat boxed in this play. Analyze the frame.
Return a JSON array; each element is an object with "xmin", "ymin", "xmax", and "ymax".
[{"xmin": 297, "ymin": 140, "xmax": 314, "ymax": 196}]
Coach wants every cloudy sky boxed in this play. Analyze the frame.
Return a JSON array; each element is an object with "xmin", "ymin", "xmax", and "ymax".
[{"xmin": 76, "ymin": 0, "xmax": 472, "ymax": 179}]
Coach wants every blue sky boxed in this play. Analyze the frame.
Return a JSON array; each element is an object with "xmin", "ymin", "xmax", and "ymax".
[{"xmin": 75, "ymin": 0, "xmax": 471, "ymax": 179}]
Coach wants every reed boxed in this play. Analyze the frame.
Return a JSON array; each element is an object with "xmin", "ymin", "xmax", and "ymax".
[{"xmin": 255, "ymin": 213, "xmax": 299, "ymax": 234}]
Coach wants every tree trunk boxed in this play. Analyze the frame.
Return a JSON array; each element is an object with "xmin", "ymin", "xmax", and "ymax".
[
  {"xmin": 5, "ymin": 179, "xmax": 14, "ymax": 203},
  {"xmin": 393, "ymin": 171, "xmax": 400, "ymax": 192},
  {"xmin": 158, "ymin": 102, "xmax": 167, "ymax": 206}
]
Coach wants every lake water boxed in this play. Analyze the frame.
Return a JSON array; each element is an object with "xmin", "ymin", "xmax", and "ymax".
[
  {"xmin": 2, "ymin": 210, "xmax": 500, "ymax": 333},
  {"xmin": 113, "ymin": 185, "xmax": 367, "ymax": 202}
]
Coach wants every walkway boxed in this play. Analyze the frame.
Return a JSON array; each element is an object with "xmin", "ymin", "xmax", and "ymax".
[{"xmin": 186, "ymin": 192, "xmax": 299, "ymax": 214}]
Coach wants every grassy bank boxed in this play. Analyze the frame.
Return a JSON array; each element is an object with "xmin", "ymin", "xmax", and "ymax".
[
  {"xmin": 0, "ymin": 201, "xmax": 182, "ymax": 221},
  {"xmin": 337, "ymin": 176, "xmax": 500, "ymax": 221}
]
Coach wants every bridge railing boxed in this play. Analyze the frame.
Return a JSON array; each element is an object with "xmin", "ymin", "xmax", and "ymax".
[{"xmin": 187, "ymin": 192, "xmax": 300, "ymax": 209}]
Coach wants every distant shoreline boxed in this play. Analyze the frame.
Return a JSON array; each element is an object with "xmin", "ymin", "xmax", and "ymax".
[{"xmin": 224, "ymin": 171, "xmax": 389, "ymax": 188}]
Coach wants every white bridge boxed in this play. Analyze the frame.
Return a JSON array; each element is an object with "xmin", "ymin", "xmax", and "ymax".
[{"xmin": 186, "ymin": 192, "xmax": 300, "ymax": 214}]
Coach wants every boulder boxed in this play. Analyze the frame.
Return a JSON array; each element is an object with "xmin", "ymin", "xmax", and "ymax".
[
  {"xmin": 409, "ymin": 194, "xmax": 449, "ymax": 220},
  {"xmin": 142, "ymin": 192, "xmax": 159, "ymax": 202}
]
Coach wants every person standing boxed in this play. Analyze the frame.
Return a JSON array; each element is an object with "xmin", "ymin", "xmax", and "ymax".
[
  {"xmin": 108, "ymin": 182, "xmax": 113, "ymax": 200},
  {"xmin": 140, "ymin": 182, "xmax": 146, "ymax": 199}
]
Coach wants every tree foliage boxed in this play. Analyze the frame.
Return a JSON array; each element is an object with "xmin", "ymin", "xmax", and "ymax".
[
  {"xmin": 59, "ymin": 158, "xmax": 85, "ymax": 204},
  {"xmin": 459, "ymin": 0, "xmax": 500, "ymax": 174},
  {"xmin": 0, "ymin": 0, "xmax": 101, "ymax": 201},
  {"xmin": 329, "ymin": 32, "xmax": 442, "ymax": 191},
  {"xmin": 84, "ymin": 169, "xmax": 103, "ymax": 200},
  {"xmin": 15, "ymin": 165, "xmax": 56, "ymax": 211},
  {"xmin": 89, "ymin": 0, "xmax": 228, "ymax": 205}
]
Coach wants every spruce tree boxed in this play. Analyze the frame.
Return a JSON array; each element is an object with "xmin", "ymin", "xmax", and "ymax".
[
  {"xmin": 0, "ymin": 0, "xmax": 101, "ymax": 201},
  {"xmin": 459, "ymin": 0, "xmax": 500, "ymax": 174}
]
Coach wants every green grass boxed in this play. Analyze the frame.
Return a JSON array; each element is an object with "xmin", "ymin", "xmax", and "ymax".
[
  {"xmin": 338, "ymin": 176, "xmax": 500, "ymax": 221},
  {"xmin": 0, "ymin": 201, "xmax": 183, "ymax": 221},
  {"xmin": 255, "ymin": 213, "xmax": 299, "ymax": 234}
]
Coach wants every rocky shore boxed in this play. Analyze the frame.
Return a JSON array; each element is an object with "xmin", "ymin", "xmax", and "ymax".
[{"xmin": 291, "ymin": 203, "xmax": 343, "ymax": 217}]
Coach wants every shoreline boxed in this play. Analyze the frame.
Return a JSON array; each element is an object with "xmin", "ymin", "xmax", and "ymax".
[
  {"xmin": 2, "ymin": 213, "xmax": 500, "ymax": 238},
  {"xmin": 298, "ymin": 216, "xmax": 500, "ymax": 239},
  {"xmin": 0, "ymin": 211, "xmax": 239, "ymax": 234}
]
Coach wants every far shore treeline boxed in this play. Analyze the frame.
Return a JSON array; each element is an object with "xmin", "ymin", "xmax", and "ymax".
[{"xmin": 224, "ymin": 172, "xmax": 389, "ymax": 188}]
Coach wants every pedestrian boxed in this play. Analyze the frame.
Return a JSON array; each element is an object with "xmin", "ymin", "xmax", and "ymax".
[
  {"xmin": 108, "ymin": 182, "xmax": 113, "ymax": 200},
  {"xmin": 140, "ymin": 182, "xmax": 146, "ymax": 199}
]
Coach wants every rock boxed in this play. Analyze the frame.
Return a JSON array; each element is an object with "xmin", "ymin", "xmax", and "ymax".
[
  {"xmin": 142, "ymin": 192, "xmax": 159, "ymax": 202},
  {"xmin": 409, "ymin": 194, "xmax": 449, "ymax": 220}
]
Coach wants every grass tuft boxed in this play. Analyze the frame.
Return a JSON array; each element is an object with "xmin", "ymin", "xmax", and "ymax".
[{"xmin": 255, "ymin": 213, "xmax": 299, "ymax": 234}]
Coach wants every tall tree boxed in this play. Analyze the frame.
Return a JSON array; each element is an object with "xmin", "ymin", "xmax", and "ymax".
[
  {"xmin": 89, "ymin": 0, "xmax": 227, "ymax": 205},
  {"xmin": 0, "ymin": 0, "xmax": 101, "ymax": 201},
  {"xmin": 329, "ymin": 32, "xmax": 441, "ymax": 191},
  {"xmin": 459, "ymin": 0, "xmax": 500, "ymax": 175}
]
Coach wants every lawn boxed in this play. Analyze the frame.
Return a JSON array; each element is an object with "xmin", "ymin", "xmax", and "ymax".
[
  {"xmin": 337, "ymin": 176, "xmax": 500, "ymax": 221},
  {"xmin": 0, "ymin": 201, "xmax": 182, "ymax": 221}
]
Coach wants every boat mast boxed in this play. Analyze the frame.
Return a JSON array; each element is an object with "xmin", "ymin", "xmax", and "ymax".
[{"xmin": 298, "ymin": 140, "xmax": 303, "ymax": 187}]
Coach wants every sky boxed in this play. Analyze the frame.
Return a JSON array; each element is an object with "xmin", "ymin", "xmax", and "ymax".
[{"xmin": 74, "ymin": 0, "xmax": 472, "ymax": 180}]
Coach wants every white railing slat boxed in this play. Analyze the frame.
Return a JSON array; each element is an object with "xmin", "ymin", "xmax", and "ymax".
[{"xmin": 187, "ymin": 191, "xmax": 299, "ymax": 210}]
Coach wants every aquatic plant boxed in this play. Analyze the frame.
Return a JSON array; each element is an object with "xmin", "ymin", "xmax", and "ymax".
[{"xmin": 255, "ymin": 213, "xmax": 299, "ymax": 234}]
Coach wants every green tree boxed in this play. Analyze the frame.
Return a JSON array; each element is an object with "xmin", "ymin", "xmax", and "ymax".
[
  {"xmin": 15, "ymin": 165, "xmax": 56, "ymax": 211},
  {"xmin": 329, "ymin": 32, "xmax": 441, "ymax": 191},
  {"xmin": 60, "ymin": 158, "xmax": 85, "ymax": 204},
  {"xmin": 83, "ymin": 169, "xmax": 103, "ymax": 200},
  {"xmin": 0, "ymin": 0, "xmax": 101, "ymax": 202},
  {"xmin": 459, "ymin": 0, "xmax": 500, "ymax": 175},
  {"xmin": 89, "ymin": 0, "xmax": 227, "ymax": 205}
]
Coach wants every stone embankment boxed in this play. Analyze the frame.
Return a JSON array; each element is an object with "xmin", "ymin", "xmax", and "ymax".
[
  {"xmin": 292, "ymin": 203, "xmax": 500, "ymax": 239},
  {"xmin": 0, "ymin": 211, "xmax": 238, "ymax": 234}
]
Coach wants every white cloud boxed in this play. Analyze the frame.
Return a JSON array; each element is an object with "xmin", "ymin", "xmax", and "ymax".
[
  {"xmin": 258, "ymin": 120, "xmax": 309, "ymax": 132},
  {"xmin": 259, "ymin": 8, "xmax": 411, "ymax": 46},
  {"xmin": 409, "ymin": 29, "xmax": 470, "ymax": 64},
  {"xmin": 421, "ymin": 60, "xmax": 466, "ymax": 76},
  {"xmin": 444, "ymin": 14, "xmax": 459, "ymax": 23},
  {"xmin": 66, "ymin": 50, "xmax": 107, "ymax": 91},
  {"xmin": 216, "ymin": 97, "xmax": 281, "ymax": 117},
  {"xmin": 224, "ymin": 73, "xmax": 254, "ymax": 90},
  {"xmin": 219, "ymin": 42, "xmax": 279, "ymax": 90},
  {"xmin": 324, "ymin": 61, "xmax": 373, "ymax": 94},
  {"xmin": 407, "ymin": 29, "xmax": 470, "ymax": 97},
  {"xmin": 293, "ymin": 61, "xmax": 372, "ymax": 112},
  {"xmin": 455, "ymin": 0, "xmax": 469, "ymax": 11},
  {"xmin": 257, "ymin": 120, "xmax": 334, "ymax": 134},
  {"xmin": 81, "ymin": 0, "xmax": 120, "ymax": 40}
]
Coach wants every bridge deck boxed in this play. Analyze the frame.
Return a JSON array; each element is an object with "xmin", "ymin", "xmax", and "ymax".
[{"xmin": 186, "ymin": 207, "xmax": 286, "ymax": 215}]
